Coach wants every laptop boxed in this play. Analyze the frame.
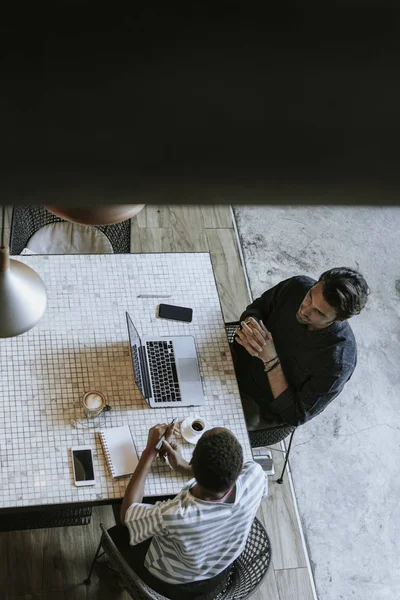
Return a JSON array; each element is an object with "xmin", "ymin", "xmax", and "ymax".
[{"xmin": 125, "ymin": 312, "xmax": 205, "ymax": 408}]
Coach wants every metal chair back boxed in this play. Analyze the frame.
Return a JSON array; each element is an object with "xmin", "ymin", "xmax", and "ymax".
[{"xmin": 98, "ymin": 523, "xmax": 168, "ymax": 599}]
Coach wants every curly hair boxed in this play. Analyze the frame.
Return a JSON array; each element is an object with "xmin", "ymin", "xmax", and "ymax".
[
  {"xmin": 191, "ymin": 428, "xmax": 244, "ymax": 493},
  {"xmin": 319, "ymin": 267, "xmax": 370, "ymax": 320}
]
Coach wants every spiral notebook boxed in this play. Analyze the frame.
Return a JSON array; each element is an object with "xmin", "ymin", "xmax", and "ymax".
[{"xmin": 99, "ymin": 425, "xmax": 139, "ymax": 478}]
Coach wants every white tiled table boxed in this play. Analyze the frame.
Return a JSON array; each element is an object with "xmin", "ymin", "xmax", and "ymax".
[{"xmin": 0, "ymin": 253, "xmax": 251, "ymax": 509}]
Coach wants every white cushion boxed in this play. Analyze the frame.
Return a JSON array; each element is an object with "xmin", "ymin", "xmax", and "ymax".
[{"xmin": 26, "ymin": 222, "xmax": 113, "ymax": 254}]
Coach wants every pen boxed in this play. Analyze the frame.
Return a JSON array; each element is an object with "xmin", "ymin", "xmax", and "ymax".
[
  {"xmin": 137, "ymin": 294, "xmax": 172, "ymax": 298},
  {"xmin": 155, "ymin": 417, "xmax": 177, "ymax": 451}
]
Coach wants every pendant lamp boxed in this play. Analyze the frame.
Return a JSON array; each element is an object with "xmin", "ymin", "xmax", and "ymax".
[{"xmin": 0, "ymin": 206, "xmax": 47, "ymax": 338}]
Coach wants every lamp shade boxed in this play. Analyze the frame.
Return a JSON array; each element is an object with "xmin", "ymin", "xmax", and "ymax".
[
  {"xmin": 0, "ymin": 247, "xmax": 47, "ymax": 338},
  {"xmin": 44, "ymin": 204, "xmax": 145, "ymax": 225}
]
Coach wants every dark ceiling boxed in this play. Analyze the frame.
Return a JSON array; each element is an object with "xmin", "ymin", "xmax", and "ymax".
[{"xmin": 1, "ymin": 3, "xmax": 399, "ymax": 202}]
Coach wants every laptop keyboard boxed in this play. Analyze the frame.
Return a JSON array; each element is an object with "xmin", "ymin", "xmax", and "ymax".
[{"xmin": 146, "ymin": 341, "xmax": 182, "ymax": 403}]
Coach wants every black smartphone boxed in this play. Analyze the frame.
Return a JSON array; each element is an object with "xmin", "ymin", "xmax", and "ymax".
[{"xmin": 157, "ymin": 303, "xmax": 193, "ymax": 323}]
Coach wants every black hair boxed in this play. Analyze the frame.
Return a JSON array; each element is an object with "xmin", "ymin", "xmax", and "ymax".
[
  {"xmin": 191, "ymin": 429, "xmax": 244, "ymax": 494},
  {"xmin": 319, "ymin": 267, "xmax": 370, "ymax": 320}
]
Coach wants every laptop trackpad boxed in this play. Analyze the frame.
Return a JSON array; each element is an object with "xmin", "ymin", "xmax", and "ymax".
[{"xmin": 177, "ymin": 359, "xmax": 200, "ymax": 382}]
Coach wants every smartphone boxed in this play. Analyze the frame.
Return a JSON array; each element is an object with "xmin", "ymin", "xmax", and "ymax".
[
  {"xmin": 252, "ymin": 448, "xmax": 275, "ymax": 475},
  {"xmin": 71, "ymin": 446, "xmax": 96, "ymax": 486},
  {"xmin": 156, "ymin": 303, "xmax": 193, "ymax": 323}
]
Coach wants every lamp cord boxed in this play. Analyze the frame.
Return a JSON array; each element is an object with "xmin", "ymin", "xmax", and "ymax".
[{"xmin": 1, "ymin": 205, "xmax": 5, "ymax": 248}]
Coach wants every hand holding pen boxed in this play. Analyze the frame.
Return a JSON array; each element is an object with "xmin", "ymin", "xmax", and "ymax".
[{"xmin": 155, "ymin": 418, "xmax": 177, "ymax": 452}]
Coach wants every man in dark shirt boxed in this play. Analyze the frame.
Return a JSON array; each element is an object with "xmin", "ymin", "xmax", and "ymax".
[{"xmin": 232, "ymin": 267, "xmax": 369, "ymax": 428}]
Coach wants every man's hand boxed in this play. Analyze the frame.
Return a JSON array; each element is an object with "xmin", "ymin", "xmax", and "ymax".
[
  {"xmin": 235, "ymin": 317, "xmax": 278, "ymax": 363},
  {"xmin": 162, "ymin": 440, "xmax": 193, "ymax": 476},
  {"xmin": 145, "ymin": 423, "xmax": 176, "ymax": 458}
]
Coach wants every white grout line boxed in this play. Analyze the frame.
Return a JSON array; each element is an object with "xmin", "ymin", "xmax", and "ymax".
[{"xmin": 230, "ymin": 204, "xmax": 319, "ymax": 600}]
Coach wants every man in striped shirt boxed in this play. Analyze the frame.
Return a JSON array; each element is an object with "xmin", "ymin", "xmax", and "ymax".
[{"xmin": 110, "ymin": 423, "xmax": 268, "ymax": 599}]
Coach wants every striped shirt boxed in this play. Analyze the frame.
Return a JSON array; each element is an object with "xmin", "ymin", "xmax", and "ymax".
[{"xmin": 124, "ymin": 461, "xmax": 268, "ymax": 584}]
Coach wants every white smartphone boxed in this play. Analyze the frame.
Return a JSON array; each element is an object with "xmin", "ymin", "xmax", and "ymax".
[
  {"xmin": 71, "ymin": 446, "xmax": 96, "ymax": 486},
  {"xmin": 252, "ymin": 448, "xmax": 275, "ymax": 475}
]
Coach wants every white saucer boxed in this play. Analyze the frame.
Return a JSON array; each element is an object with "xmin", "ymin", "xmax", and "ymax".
[{"xmin": 180, "ymin": 416, "xmax": 211, "ymax": 445}]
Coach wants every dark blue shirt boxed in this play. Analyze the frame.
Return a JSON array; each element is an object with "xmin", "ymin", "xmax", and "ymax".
[{"xmin": 233, "ymin": 276, "xmax": 357, "ymax": 426}]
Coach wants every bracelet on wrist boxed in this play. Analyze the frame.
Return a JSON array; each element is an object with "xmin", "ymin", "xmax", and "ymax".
[
  {"xmin": 263, "ymin": 356, "xmax": 278, "ymax": 367},
  {"xmin": 264, "ymin": 359, "xmax": 281, "ymax": 373}
]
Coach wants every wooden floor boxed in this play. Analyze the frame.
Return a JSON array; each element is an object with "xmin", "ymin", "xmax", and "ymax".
[{"xmin": 1, "ymin": 205, "xmax": 316, "ymax": 600}]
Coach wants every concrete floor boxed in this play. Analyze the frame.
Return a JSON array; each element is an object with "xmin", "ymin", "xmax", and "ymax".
[{"xmin": 234, "ymin": 205, "xmax": 400, "ymax": 600}]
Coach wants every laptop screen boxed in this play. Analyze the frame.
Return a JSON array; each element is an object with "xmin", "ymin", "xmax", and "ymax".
[{"xmin": 125, "ymin": 312, "xmax": 145, "ymax": 397}]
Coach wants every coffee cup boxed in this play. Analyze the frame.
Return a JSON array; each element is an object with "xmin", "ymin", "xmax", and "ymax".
[
  {"xmin": 180, "ymin": 415, "xmax": 210, "ymax": 444},
  {"xmin": 82, "ymin": 391, "xmax": 107, "ymax": 418},
  {"xmin": 189, "ymin": 417, "xmax": 206, "ymax": 437}
]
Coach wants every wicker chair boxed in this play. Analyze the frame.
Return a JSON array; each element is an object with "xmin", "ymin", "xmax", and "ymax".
[
  {"xmin": 9, "ymin": 205, "xmax": 131, "ymax": 255},
  {"xmin": 225, "ymin": 321, "xmax": 296, "ymax": 484},
  {"xmin": 85, "ymin": 518, "xmax": 271, "ymax": 599}
]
